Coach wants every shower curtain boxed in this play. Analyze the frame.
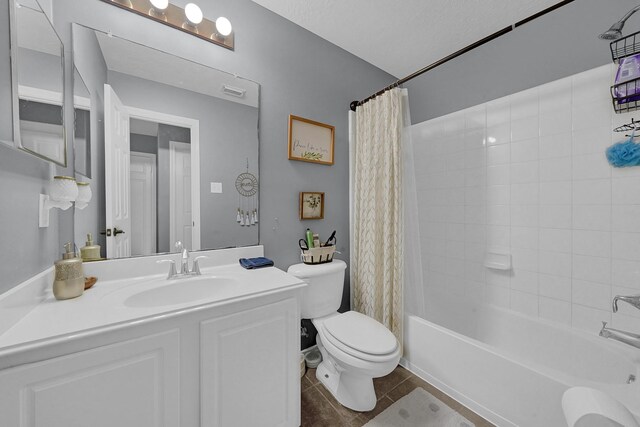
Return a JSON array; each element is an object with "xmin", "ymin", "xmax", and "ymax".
[{"xmin": 351, "ymin": 88, "xmax": 421, "ymax": 346}]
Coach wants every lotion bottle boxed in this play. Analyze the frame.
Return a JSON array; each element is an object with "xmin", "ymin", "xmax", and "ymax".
[
  {"xmin": 80, "ymin": 233, "xmax": 101, "ymax": 261},
  {"xmin": 53, "ymin": 242, "xmax": 85, "ymax": 300}
]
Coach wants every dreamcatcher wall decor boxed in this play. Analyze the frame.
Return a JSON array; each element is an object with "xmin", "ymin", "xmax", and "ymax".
[{"xmin": 235, "ymin": 159, "xmax": 258, "ymax": 226}]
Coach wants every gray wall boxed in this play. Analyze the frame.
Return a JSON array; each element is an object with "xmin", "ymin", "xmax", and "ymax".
[
  {"xmin": 407, "ymin": 0, "xmax": 640, "ymax": 123},
  {"xmin": 19, "ymin": 100, "xmax": 62, "ymax": 125},
  {"xmin": 17, "ymin": 48, "xmax": 62, "ymax": 93},
  {"xmin": 0, "ymin": 143, "xmax": 61, "ymax": 294},
  {"xmin": 130, "ymin": 133, "xmax": 158, "ymax": 155},
  {"xmin": 74, "ymin": 108, "xmax": 91, "ymax": 178},
  {"xmin": 0, "ymin": 0, "xmax": 73, "ymax": 294}
]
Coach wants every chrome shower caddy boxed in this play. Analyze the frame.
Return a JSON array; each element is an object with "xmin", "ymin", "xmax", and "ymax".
[{"xmin": 610, "ymin": 30, "xmax": 640, "ymax": 114}]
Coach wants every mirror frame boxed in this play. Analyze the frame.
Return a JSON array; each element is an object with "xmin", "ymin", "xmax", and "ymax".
[{"xmin": 8, "ymin": 0, "xmax": 67, "ymax": 167}]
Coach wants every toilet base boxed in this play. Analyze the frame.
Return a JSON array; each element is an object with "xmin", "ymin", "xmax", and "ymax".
[{"xmin": 316, "ymin": 360, "xmax": 377, "ymax": 412}]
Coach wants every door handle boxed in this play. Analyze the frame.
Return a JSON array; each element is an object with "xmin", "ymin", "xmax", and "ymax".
[
  {"xmin": 100, "ymin": 229, "xmax": 112, "ymax": 237},
  {"xmin": 113, "ymin": 227, "xmax": 125, "ymax": 236}
]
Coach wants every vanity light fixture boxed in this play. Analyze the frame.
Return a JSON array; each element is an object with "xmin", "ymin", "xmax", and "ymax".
[
  {"xmin": 100, "ymin": 0, "xmax": 233, "ymax": 50},
  {"xmin": 184, "ymin": 3, "xmax": 203, "ymax": 25},
  {"xmin": 39, "ymin": 176, "xmax": 79, "ymax": 228},
  {"xmin": 215, "ymin": 16, "xmax": 232, "ymax": 37},
  {"xmin": 149, "ymin": 0, "xmax": 168, "ymax": 10},
  {"xmin": 75, "ymin": 182, "xmax": 93, "ymax": 210},
  {"xmin": 113, "ymin": 0, "xmax": 134, "ymax": 8},
  {"xmin": 149, "ymin": 0, "xmax": 168, "ymax": 19}
]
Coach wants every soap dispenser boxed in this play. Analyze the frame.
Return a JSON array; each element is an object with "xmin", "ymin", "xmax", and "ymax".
[
  {"xmin": 80, "ymin": 233, "xmax": 101, "ymax": 261},
  {"xmin": 53, "ymin": 242, "xmax": 85, "ymax": 300}
]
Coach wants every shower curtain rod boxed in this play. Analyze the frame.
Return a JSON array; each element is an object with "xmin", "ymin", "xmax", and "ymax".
[{"xmin": 349, "ymin": 0, "xmax": 576, "ymax": 112}]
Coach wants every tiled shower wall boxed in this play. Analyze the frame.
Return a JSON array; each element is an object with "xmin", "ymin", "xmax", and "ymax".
[{"xmin": 412, "ymin": 64, "xmax": 640, "ymax": 334}]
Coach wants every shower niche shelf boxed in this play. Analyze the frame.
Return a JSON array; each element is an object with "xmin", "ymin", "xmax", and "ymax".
[{"xmin": 609, "ymin": 30, "xmax": 640, "ymax": 114}]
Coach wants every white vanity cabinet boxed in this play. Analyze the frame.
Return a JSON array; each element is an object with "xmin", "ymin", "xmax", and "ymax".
[
  {"xmin": 0, "ymin": 330, "xmax": 181, "ymax": 427},
  {"xmin": 0, "ymin": 291, "xmax": 302, "ymax": 427},
  {"xmin": 200, "ymin": 298, "xmax": 299, "ymax": 427}
]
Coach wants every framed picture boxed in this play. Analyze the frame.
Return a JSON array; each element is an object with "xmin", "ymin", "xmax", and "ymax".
[
  {"xmin": 299, "ymin": 192, "xmax": 325, "ymax": 220},
  {"xmin": 288, "ymin": 115, "xmax": 335, "ymax": 165}
]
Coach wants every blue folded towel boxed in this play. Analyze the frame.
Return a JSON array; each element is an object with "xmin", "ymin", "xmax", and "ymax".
[{"xmin": 239, "ymin": 257, "xmax": 274, "ymax": 269}]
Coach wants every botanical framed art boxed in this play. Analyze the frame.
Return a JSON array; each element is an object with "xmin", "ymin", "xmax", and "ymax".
[
  {"xmin": 299, "ymin": 192, "xmax": 325, "ymax": 220},
  {"xmin": 288, "ymin": 115, "xmax": 335, "ymax": 165}
]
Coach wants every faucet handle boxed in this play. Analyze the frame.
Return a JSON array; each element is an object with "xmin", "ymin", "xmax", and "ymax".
[
  {"xmin": 157, "ymin": 259, "xmax": 177, "ymax": 279},
  {"xmin": 599, "ymin": 321, "xmax": 609, "ymax": 338},
  {"xmin": 192, "ymin": 256, "xmax": 208, "ymax": 275}
]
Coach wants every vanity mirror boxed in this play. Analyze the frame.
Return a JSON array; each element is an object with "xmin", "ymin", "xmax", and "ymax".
[
  {"xmin": 73, "ymin": 68, "xmax": 92, "ymax": 178},
  {"xmin": 72, "ymin": 24, "xmax": 260, "ymax": 260},
  {"xmin": 10, "ymin": 0, "xmax": 66, "ymax": 166}
]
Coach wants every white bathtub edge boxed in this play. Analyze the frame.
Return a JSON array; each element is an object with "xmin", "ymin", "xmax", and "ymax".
[{"xmin": 399, "ymin": 357, "xmax": 514, "ymax": 427}]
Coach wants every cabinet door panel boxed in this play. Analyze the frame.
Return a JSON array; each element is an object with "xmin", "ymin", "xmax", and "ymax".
[
  {"xmin": 0, "ymin": 330, "xmax": 180, "ymax": 427},
  {"xmin": 201, "ymin": 298, "xmax": 299, "ymax": 427}
]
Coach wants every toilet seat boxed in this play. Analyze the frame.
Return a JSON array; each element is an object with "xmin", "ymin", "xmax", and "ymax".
[{"xmin": 317, "ymin": 311, "xmax": 398, "ymax": 363}]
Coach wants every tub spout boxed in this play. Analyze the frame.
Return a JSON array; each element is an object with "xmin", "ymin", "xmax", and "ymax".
[
  {"xmin": 612, "ymin": 294, "xmax": 640, "ymax": 313},
  {"xmin": 599, "ymin": 321, "xmax": 640, "ymax": 349}
]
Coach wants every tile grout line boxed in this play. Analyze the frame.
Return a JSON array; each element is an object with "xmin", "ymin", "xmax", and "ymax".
[
  {"xmin": 380, "ymin": 374, "xmax": 413, "ymax": 402},
  {"xmin": 310, "ymin": 383, "xmax": 360, "ymax": 422}
]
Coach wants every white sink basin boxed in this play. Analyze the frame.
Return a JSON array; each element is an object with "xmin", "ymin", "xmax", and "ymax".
[{"xmin": 123, "ymin": 276, "xmax": 241, "ymax": 308}]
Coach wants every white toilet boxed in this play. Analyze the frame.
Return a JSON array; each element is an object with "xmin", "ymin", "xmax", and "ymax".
[{"xmin": 288, "ymin": 259, "xmax": 401, "ymax": 411}]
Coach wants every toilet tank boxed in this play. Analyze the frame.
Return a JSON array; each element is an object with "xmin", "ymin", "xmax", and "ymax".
[{"xmin": 287, "ymin": 259, "xmax": 347, "ymax": 319}]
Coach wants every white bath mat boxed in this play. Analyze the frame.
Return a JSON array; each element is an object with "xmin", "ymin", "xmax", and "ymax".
[{"xmin": 364, "ymin": 387, "xmax": 475, "ymax": 427}]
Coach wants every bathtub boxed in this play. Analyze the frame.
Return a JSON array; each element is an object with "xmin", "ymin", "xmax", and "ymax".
[{"xmin": 402, "ymin": 291, "xmax": 640, "ymax": 426}]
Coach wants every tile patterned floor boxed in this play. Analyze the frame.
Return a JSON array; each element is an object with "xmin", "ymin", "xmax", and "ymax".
[{"xmin": 301, "ymin": 365, "xmax": 494, "ymax": 427}]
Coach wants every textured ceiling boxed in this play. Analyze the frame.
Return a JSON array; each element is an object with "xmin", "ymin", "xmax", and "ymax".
[{"xmin": 252, "ymin": 0, "xmax": 564, "ymax": 77}]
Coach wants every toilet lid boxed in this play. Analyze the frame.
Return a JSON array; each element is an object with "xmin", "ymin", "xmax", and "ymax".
[{"xmin": 322, "ymin": 311, "xmax": 398, "ymax": 356}]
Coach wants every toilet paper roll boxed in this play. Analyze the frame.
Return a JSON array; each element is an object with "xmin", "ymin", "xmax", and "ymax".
[{"xmin": 562, "ymin": 387, "xmax": 639, "ymax": 427}]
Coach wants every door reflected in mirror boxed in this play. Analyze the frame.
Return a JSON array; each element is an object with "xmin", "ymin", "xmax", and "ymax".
[
  {"xmin": 128, "ymin": 119, "xmax": 195, "ymax": 257},
  {"xmin": 72, "ymin": 24, "xmax": 260, "ymax": 260}
]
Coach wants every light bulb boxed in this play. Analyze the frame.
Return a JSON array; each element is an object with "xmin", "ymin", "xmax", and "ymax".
[
  {"xmin": 215, "ymin": 17, "xmax": 232, "ymax": 36},
  {"xmin": 150, "ymin": 0, "xmax": 168, "ymax": 10},
  {"xmin": 185, "ymin": 3, "xmax": 203, "ymax": 25}
]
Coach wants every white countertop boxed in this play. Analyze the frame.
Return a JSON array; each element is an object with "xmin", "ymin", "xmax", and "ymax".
[{"xmin": 0, "ymin": 248, "xmax": 306, "ymax": 357}]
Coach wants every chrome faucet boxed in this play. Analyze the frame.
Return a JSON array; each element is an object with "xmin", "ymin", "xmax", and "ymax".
[
  {"xmin": 599, "ymin": 322, "xmax": 640, "ymax": 349},
  {"xmin": 156, "ymin": 242, "xmax": 207, "ymax": 279},
  {"xmin": 613, "ymin": 294, "xmax": 640, "ymax": 312},
  {"xmin": 600, "ymin": 293, "xmax": 640, "ymax": 349},
  {"xmin": 176, "ymin": 241, "xmax": 190, "ymax": 275}
]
